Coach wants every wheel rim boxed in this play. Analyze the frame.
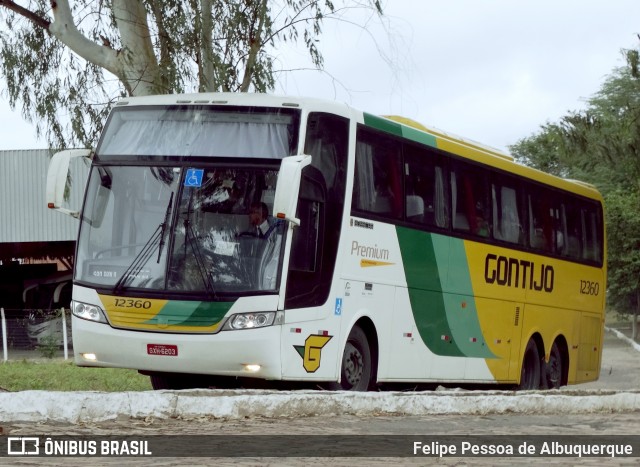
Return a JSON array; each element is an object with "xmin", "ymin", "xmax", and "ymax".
[
  {"xmin": 343, "ymin": 342, "xmax": 364, "ymax": 388},
  {"xmin": 548, "ymin": 346, "xmax": 562, "ymax": 388}
]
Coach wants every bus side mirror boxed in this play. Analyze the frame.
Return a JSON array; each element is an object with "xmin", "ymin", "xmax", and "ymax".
[
  {"xmin": 46, "ymin": 149, "xmax": 92, "ymax": 218},
  {"xmin": 272, "ymin": 155, "xmax": 312, "ymax": 226}
]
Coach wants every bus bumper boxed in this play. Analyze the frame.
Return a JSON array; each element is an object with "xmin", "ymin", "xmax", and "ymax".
[{"xmin": 71, "ymin": 316, "xmax": 283, "ymax": 380}]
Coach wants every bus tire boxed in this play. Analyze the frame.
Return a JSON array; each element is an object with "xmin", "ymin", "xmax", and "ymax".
[
  {"xmin": 336, "ymin": 326, "xmax": 372, "ymax": 391},
  {"xmin": 517, "ymin": 339, "xmax": 541, "ymax": 390},
  {"xmin": 149, "ymin": 372, "xmax": 206, "ymax": 390},
  {"xmin": 545, "ymin": 341, "xmax": 564, "ymax": 389},
  {"xmin": 150, "ymin": 374, "xmax": 173, "ymax": 390}
]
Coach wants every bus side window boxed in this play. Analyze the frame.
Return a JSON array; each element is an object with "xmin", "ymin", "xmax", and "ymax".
[
  {"xmin": 491, "ymin": 180, "xmax": 523, "ymax": 244},
  {"xmin": 451, "ymin": 172, "xmax": 469, "ymax": 231},
  {"xmin": 550, "ymin": 203, "xmax": 564, "ymax": 254},
  {"xmin": 581, "ymin": 204, "xmax": 602, "ymax": 262},
  {"xmin": 561, "ymin": 200, "xmax": 582, "ymax": 259},
  {"xmin": 352, "ymin": 140, "xmax": 374, "ymax": 212},
  {"xmin": 451, "ymin": 164, "xmax": 489, "ymax": 237},
  {"xmin": 528, "ymin": 193, "xmax": 552, "ymax": 252},
  {"xmin": 527, "ymin": 188, "xmax": 567, "ymax": 254},
  {"xmin": 352, "ymin": 127, "xmax": 402, "ymax": 219},
  {"xmin": 403, "ymin": 143, "xmax": 449, "ymax": 228}
]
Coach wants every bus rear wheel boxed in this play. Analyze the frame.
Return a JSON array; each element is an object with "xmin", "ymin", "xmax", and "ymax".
[
  {"xmin": 546, "ymin": 342, "xmax": 564, "ymax": 389},
  {"xmin": 517, "ymin": 339, "xmax": 541, "ymax": 390},
  {"xmin": 337, "ymin": 326, "xmax": 372, "ymax": 391}
]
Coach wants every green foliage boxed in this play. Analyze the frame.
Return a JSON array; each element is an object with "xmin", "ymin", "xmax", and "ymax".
[
  {"xmin": 0, "ymin": 360, "xmax": 152, "ymax": 391},
  {"xmin": 37, "ymin": 335, "xmax": 60, "ymax": 359},
  {"xmin": 0, "ymin": 0, "xmax": 383, "ymax": 149},
  {"xmin": 0, "ymin": 1, "xmax": 124, "ymax": 149},
  {"xmin": 509, "ymin": 50, "xmax": 640, "ymax": 316},
  {"xmin": 510, "ymin": 124, "xmax": 566, "ymax": 177},
  {"xmin": 605, "ymin": 190, "xmax": 640, "ymax": 313}
]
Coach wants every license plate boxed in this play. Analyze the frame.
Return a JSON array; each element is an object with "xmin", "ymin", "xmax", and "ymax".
[{"xmin": 147, "ymin": 344, "xmax": 178, "ymax": 356}]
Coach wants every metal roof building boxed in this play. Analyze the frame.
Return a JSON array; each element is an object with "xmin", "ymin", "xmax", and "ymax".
[{"xmin": 0, "ymin": 149, "xmax": 88, "ymax": 263}]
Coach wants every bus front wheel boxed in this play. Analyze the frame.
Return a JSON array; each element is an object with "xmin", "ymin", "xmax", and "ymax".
[
  {"xmin": 517, "ymin": 339, "xmax": 541, "ymax": 390},
  {"xmin": 149, "ymin": 372, "xmax": 207, "ymax": 390},
  {"xmin": 150, "ymin": 373, "xmax": 176, "ymax": 390},
  {"xmin": 336, "ymin": 326, "xmax": 372, "ymax": 391}
]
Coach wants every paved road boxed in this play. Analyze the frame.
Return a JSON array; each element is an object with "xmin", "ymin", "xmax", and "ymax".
[
  {"xmin": 576, "ymin": 327, "xmax": 640, "ymax": 391},
  {"xmin": 2, "ymin": 328, "xmax": 639, "ymax": 466}
]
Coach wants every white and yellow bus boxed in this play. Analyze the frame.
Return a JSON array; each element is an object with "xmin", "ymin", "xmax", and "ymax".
[{"xmin": 47, "ymin": 93, "xmax": 606, "ymax": 390}]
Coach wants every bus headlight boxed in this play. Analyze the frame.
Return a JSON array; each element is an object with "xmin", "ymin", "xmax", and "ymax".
[
  {"xmin": 72, "ymin": 301, "xmax": 108, "ymax": 324},
  {"xmin": 222, "ymin": 311, "xmax": 283, "ymax": 330}
]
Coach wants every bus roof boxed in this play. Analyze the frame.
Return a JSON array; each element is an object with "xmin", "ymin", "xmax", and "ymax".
[
  {"xmin": 112, "ymin": 92, "xmax": 344, "ymax": 111},
  {"xmin": 383, "ymin": 115, "xmax": 513, "ymax": 161}
]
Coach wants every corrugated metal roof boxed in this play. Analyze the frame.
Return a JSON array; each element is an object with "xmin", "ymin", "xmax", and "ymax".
[{"xmin": 0, "ymin": 149, "xmax": 88, "ymax": 243}]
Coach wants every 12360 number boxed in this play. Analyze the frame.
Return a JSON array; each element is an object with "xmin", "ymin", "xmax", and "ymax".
[
  {"xmin": 114, "ymin": 298, "xmax": 152, "ymax": 309},
  {"xmin": 579, "ymin": 280, "xmax": 600, "ymax": 296}
]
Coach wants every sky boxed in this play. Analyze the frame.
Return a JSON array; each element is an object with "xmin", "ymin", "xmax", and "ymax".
[{"xmin": 0, "ymin": 1, "xmax": 639, "ymax": 152}]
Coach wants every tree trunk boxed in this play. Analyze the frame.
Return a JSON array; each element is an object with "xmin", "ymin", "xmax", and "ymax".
[{"xmin": 113, "ymin": 0, "xmax": 162, "ymax": 96}]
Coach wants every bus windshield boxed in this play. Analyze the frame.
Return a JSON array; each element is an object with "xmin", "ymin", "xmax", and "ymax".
[
  {"xmin": 74, "ymin": 104, "xmax": 301, "ymax": 296},
  {"xmin": 75, "ymin": 164, "xmax": 286, "ymax": 295}
]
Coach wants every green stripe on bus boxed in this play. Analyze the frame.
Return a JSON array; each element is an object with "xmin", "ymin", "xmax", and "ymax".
[
  {"xmin": 396, "ymin": 227, "xmax": 463, "ymax": 357},
  {"xmin": 178, "ymin": 301, "xmax": 232, "ymax": 326},
  {"xmin": 443, "ymin": 238, "xmax": 495, "ymax": 358},
  {"xmin": 145, "ymin": 301, "xmax": 232, "ymax": 327},
  {"xmin": 363, "ymin": 113, "xmax": 403, "ymax": 136},
  {"xmin": 396, "ymin": 228, "xmax": 495, "ymax": 358},
  {"xmin": 363, "ymin": 113, "xmax": 437, "ymax": 147},
  {"xmin": 400, "ymin": 125, "xmax": 438, "ymax": 148}
]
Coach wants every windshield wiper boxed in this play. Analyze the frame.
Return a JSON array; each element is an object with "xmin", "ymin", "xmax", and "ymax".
[
  {"xmin": 184, "ymin": 221, "xmax": 217, "ymax": 299},
  {"xmin": 181, "ymin": 191, "xmax": 217, "ymax": 299},
  {"xmin": 157, "ymin": 191, "xmax": 174, "ymax": 263},
  {"xmin": 113, "ymin": 193, "xmax": 174, "ymax": 293},
  {"xmin": 112, "ymin": 227, "xmax": 161, "ymax": 294}
]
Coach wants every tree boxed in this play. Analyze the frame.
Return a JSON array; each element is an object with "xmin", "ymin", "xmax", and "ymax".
[
  {"xmin": 605, "ymin": 189, "xmax": 640, "ymax": 339},
  {"xmin": 0, "ymin": 0, "xmax": 383, "ymax": 148},
  {"xmin": 510, "ymin": 123, "xmax": 567, "ymax": 177},
  {"xmin": 510, "ymin": 51, "xmax": 640, "ymax": 338}
]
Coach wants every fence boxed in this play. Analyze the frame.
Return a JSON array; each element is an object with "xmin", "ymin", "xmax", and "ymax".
[{"xmin": 0, "ymin": 307, "xmax": 72, "ymax": 361}]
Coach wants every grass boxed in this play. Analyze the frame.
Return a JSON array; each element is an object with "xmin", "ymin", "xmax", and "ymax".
[{"xmin": 0, "ymin": 360, "xmax": 152, "ymax": 392}]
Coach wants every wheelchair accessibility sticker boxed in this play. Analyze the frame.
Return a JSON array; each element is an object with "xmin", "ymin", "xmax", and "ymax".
[
  {"xmin": 184, "ymin": 168, "xmax": 204, "ymax": 187},
  {"xmin": 334, "ymin": 297, "xmax": 343, "ymax": 316}
]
